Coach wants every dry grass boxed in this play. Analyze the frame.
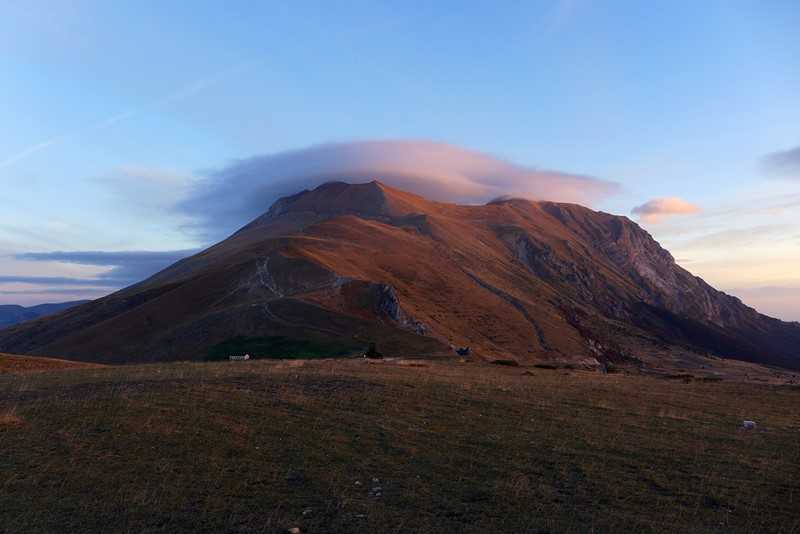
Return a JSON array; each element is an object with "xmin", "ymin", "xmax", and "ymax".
[
  {"xmin": 0, "ymin": 410, "xmax": 24, "ymax": 427},
  {"xmin": 0, "ymin": 353, "xmax": 103, "ymax": 374},
  {"xmin": 1, "ymin": 358, "xmax": 799, "ymax": 533}
]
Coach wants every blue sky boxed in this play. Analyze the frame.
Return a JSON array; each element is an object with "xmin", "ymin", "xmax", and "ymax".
[{"xmin": 1, "ymin": 1, "xmax": 799, "ymax": 319}]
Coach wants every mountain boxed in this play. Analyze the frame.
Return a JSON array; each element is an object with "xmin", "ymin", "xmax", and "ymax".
[
  {"xmin": 0, "ymin": 301, "xmax": 90, "ymax": 329},
  {"xmin": 1, "ymin": 181, "xmax": 799, "ymax": 370}
]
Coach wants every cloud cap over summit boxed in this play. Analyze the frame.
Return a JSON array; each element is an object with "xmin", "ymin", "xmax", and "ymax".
[{"xmin": 177, "ymin": 140, "xmax": 620, "ymax": 240}]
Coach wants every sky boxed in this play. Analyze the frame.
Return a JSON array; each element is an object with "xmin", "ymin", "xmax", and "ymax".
[{"xmin": 1, "ymin": 1, "xmax": 798, "ymax": 320}]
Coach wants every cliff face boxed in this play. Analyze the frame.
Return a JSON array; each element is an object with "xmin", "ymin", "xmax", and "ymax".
[
  {"xmin": 594, "ymin": 215, "xmax": 732, "ymax": 325},
  {"xmin": 1, "ymin": 181, "xmax": 798, "ymax": 369}
]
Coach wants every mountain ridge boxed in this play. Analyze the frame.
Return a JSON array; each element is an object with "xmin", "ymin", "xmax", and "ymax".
[
  {"xmin": 1, "ymin": 181, "xmax": 798, "ymax": 370},
  {"xmin": 0, "ymin": 300, "xmax": 90, "ymax": 329}
]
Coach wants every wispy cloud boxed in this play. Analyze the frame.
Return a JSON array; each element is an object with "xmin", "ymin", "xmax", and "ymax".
[
  {"xmin": 677, "ymin": 224, "xmax": 792, "ymax": 251},
  {"xmin": 95, "ymin": 166, "xmax": 198, "ymax": 216},
  {"xmin": 0, "ymin": 61, "xmax": 254, "ymax": 170},
  {"xmin": 726, "ymin": 285, "xmax": 800, "ymax": 322},
  {"xmin": 17, "ymin": 249, "xmax": 197, "ymax": 286},
  {"xmin": 0, "ymin": 249, "xmax": 195, "ymax": 305},
  {"xmin": 0, "ymin": 288, "xmax": 108, "ymax": 296},
  {"xmin": 631, "ymin": 197, "xmax": 700, "ymax": 223},
  {"xmin": 0, "ymin": 136, "xmax": 66, "ymax": 169},
  {"xmin": 0, "ymin": 275, "xmax": 118, "ymax": 287},
  {"xmin": 177, "ymin": 139, "xmax": 621, "ymax": 241},
  {"xmin": 546, "ymin": 0, "xmax": 581, "ymax": 34},
  {"xmin": 762, "ymin": 145, "xmax": 800, "ymax": 178},
  {"xmin": 0, "ymin": 223, "xmax": 70, "ymax": 248},
  {"xmin": 114, "ymin": 166, "xmax": 193, "ymax": 187}
]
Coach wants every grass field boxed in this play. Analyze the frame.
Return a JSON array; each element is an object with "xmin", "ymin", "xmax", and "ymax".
[
  {"xmin": 0, "ymin": 352, "xmax": 103, "ymax": 374},
  {"xmin": 2, "ymin": 357, "xmax": 799, "ymax": 533}
]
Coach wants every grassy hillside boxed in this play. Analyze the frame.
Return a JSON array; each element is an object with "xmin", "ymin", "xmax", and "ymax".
[{"xmin": 2, "ymin": 358, "xmax": 799, "ymax": 533}]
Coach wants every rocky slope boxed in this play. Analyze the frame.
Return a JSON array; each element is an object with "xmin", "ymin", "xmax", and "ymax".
[{"xmin": 1, "ymin": 181, "xmax": 798, "ymax": 369}]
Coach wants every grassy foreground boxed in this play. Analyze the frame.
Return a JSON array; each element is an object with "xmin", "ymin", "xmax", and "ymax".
[{"xmin": 1, "ymin": 358, "xmax": 799, "ymax": 533}]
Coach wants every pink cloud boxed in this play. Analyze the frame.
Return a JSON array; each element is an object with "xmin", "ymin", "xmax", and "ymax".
[
  {"xmin": 178, "ymin": 139, "xmax": 621, "ymax": 240},
  {"xmin": 631, "ymin": 197, "xmax": 701, "ymax": 223}
]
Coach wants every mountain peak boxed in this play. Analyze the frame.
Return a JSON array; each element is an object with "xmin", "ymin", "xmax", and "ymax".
[
  {"xmin": 266, "ymin": 180, "xmax": 428, "ymax": 219},
  {"xmin": 4, "ymin": 181, "xmax": 799, "ymax": 372}
]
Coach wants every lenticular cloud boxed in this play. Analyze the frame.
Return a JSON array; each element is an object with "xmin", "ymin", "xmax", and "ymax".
[
  {"xmin": 631, "ymin": 197, "xmax": 701, "ymax": 223},
  {"xmin": 177, "ymin": 140, "xmax": 620, "ymax": 241}
]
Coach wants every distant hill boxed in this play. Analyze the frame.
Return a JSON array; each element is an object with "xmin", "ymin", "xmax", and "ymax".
[
  {"xmin": 0, "ymin": 301, "xmax": 89, "ymax": 329},
  {"xmin": 1, "ymin": 180, "xmax": 799, "ymax": 370}
]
